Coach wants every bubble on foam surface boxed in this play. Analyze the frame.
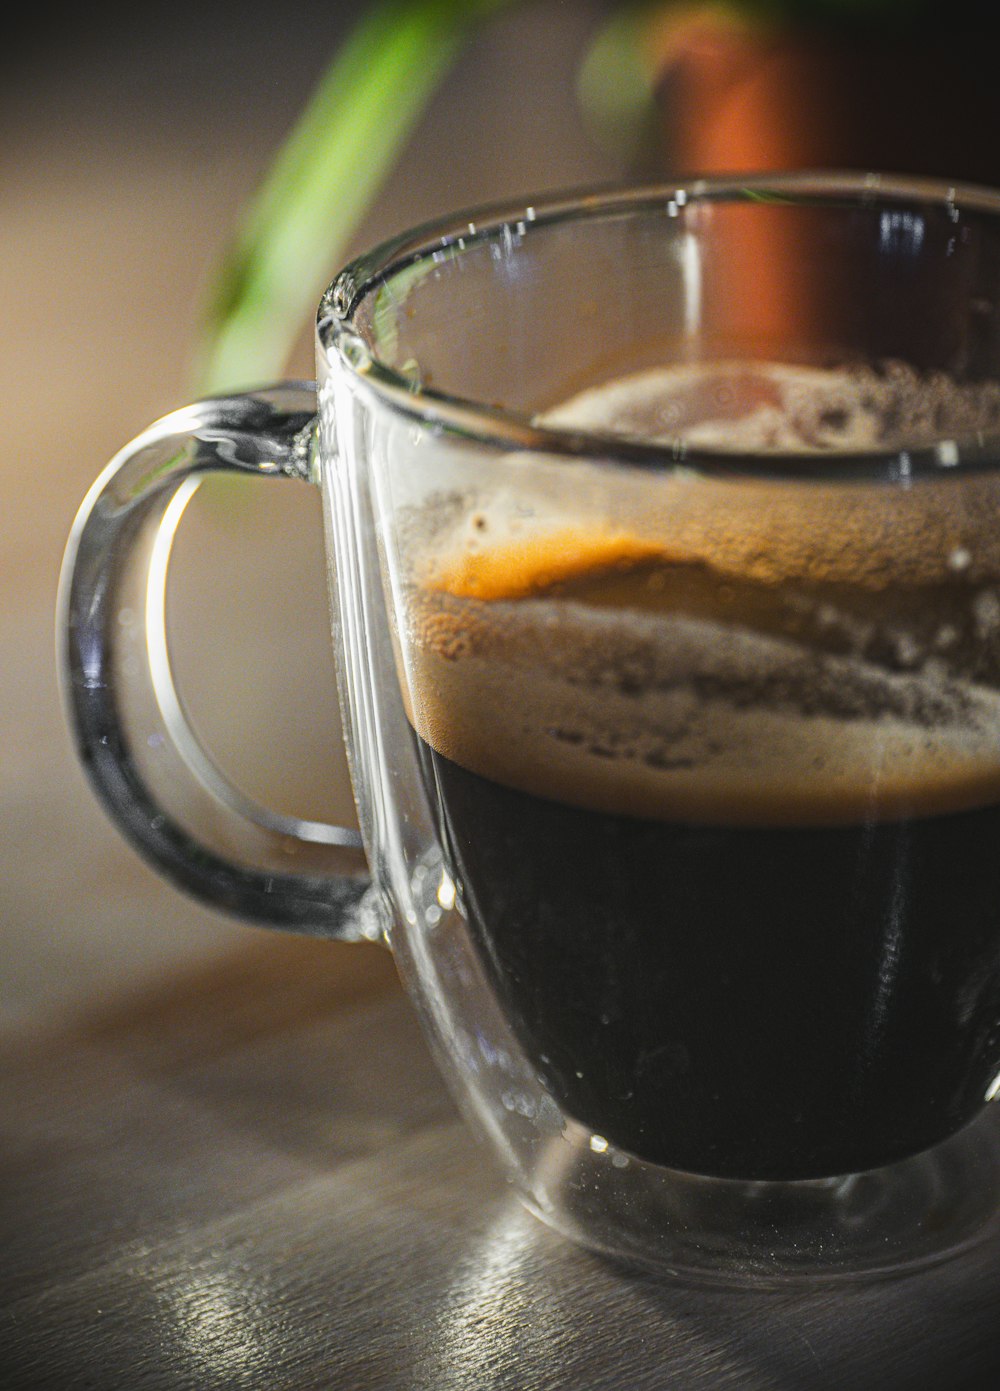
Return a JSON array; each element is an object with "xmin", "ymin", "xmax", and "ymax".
[{"xmin": 973, "ymin": 589, "xmax": 1000, "ymax": 637}]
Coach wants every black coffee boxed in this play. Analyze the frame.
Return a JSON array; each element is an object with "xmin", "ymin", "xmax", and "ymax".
[
  {"xmin": 416, "ymin": 732, "xmax": 1000, "ymax": 1179},
  {"xmin": 398, "ymin": 364, "xmax": 1000, "ymax": 1180}
]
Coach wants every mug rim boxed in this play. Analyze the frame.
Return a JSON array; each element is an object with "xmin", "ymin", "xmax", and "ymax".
[{"xmin": 317, "ymin": 170, "xmax": 1000, "ymax": 484}]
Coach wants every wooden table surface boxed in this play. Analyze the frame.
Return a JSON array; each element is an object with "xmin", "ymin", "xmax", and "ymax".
[
  {"xmin": 3, "ymin": 935, "xmax": 1000, "ymax": 1390},
  {"xmin": 4, "ymin": 5, "xmax": 1000, "ymax": 1387}
]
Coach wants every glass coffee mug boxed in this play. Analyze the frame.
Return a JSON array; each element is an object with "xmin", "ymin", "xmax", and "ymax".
[{"xmin": 60, "ymin": 173, "xmax": 1000, "ymax": 1281}]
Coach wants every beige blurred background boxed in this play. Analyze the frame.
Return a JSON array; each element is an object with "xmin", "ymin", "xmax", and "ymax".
[{"xmin": 1, "ymin": 1, "xmax": 623, "ymax": 1031}]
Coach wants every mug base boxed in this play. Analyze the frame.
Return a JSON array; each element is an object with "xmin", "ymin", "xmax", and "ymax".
[{"xmin": 520, "ymin": 1102, "xmax": 1000, "ymax": 1284}]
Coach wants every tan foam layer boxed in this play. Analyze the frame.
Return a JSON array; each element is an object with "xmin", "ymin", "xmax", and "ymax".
[
  {"xmin": 543, "ymin": 360, "xmax": 1000, "ymax": 455},
  {"xmin": 424, "ymin": 468, "xmax": 1000, "ymax": 598},
  {"xmin": 399, "ymin": 364, "xmax": 1000, "ymax": 827},
  {"xmin": 539, "ymin": 362, "xmax": 1000, "ymax": 591},
  {"xmin": 405, "ymin": 587, "xmax": 1000, "ymax": 826}
]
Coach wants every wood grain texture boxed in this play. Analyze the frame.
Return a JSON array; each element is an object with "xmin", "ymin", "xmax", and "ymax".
[{"xmin": 3, "ymin": 936, "xmax": 1000, "ymax": 1391}]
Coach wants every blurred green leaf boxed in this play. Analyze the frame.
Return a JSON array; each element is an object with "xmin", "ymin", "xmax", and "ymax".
[
  {"xmin": 197, "ymin": 0, "xmax": 507, "ymax": 394},
  {"xmin": 577, "ymin": 5, "xmax": 656, "ymax": 163}
]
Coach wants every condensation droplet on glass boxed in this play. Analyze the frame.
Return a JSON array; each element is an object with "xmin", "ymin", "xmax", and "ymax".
[
  {"xmin": 437, "ymin": 871, "xmax": 456, "ymax": 910},
  {"xmin": 893, "ymin": 632, "xmax": 921, "ymax": 667},
  {"xmin": 973, "ymin": 589, "xmax": 1000, "ymax": 634}
]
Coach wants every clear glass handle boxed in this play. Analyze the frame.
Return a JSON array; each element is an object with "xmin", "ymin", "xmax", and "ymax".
[{"xmin": 58, "ymin": 382, "xmax": 375, "ymax": 938}]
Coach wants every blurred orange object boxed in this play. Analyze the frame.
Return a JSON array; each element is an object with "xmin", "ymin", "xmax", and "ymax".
[
  {"xmin": 648, "ymin": 5, "xmax": 999, "ymax": 183},
  {"xmin": 644, "ymin": 4, "xmax": 999, "ymax": 354}
]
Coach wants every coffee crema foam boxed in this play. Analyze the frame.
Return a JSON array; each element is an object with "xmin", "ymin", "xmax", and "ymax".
[
  {"xmin": 399, "ymin": 363, "xmax": 1000, "ymax": 827},
  {"xmin": 543, "ymin": 359, "xmax": 1000, "ymax": 454}
]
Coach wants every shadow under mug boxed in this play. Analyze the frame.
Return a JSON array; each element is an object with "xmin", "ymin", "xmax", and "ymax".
[{"xmin": 60, "ymin": 173, "xmax": 1000, "ymax": 1281}]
